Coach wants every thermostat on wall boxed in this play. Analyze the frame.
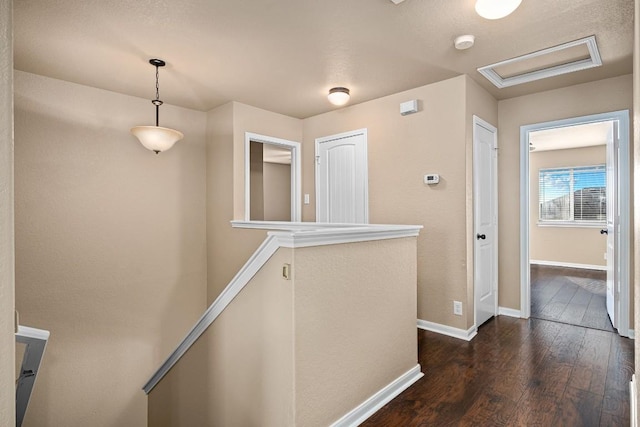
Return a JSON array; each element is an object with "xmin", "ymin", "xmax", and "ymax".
[{"xmin": 424, "ymin": 174, "xmax": 440, "ymax": 185}]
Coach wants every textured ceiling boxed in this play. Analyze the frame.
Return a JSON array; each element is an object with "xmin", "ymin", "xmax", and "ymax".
[{"xmin": 13, "ymin": 0, "xmax": 634, "ymax": 119}]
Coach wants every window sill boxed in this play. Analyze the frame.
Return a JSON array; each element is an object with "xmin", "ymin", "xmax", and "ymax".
[{"xmin": 536, "ymin": 222, "xmax": 605, "ymax": 229}]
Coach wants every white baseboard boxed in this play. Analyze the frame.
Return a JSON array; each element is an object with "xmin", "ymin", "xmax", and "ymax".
[
  {"xmin": 330, "ymin": 364, "xmax": 423, "ymax": 427},
  {"xmin": 417, "ymin": 319, "xmax": 477, "ymax": 341},
  {"xmin": 498, "ymin": 307, "xmax": 522, "ymax": 318},
  {"xmin": 631, "ymin": 375, "xmax": 637, "ymax": 427},
  {"xmin": 530, "ymin": 259, "xmax": 606, "ymax": 271},
  {"xmin": 628, "ymin": 329, "xmax": 635, "ymax": 339}
]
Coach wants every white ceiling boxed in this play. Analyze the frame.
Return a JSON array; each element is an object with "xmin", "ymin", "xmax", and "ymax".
[
  {"xmin": 529, "ymin": 121, "xmax": 612, "ymax": 152},
  {"xmin": 13, "ymin": 0, "xmax": 634, "ymax": 119}
]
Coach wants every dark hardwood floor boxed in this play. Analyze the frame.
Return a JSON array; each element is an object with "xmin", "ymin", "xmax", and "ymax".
[
  {"xmin": 531, "ymin": 264, "xmax": 614, "ymax": 332},
  {"xmin": 362, "ymin": 316, "xmax": 634, "ymax": 426}
]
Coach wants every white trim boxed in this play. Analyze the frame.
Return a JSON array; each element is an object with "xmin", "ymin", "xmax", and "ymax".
[
  {"xmin": 244, "ymin": 132, "xmax": 301, "ymax": 222},
  {"xmin": 16, "ymin": 325, "xmax": 50, "ymax": 427},
  {"xmin": 498, "ymin": 307, "xmax": 522, "ymax": 318},
  {"xmin": 478, "ymin": 36, "xmax": 602, "ymax": 89},
  {"xmin": 16, "ymin": 325, "xmax": 50, "ymax": 341},
  {"xmin": 417, "ymin": 319, "xmax": 477, "ymax": 341},
  {"xmin": 315, "ymin": 128, "xmax": 369, "ymax": 224},
  {"xmin": 536, "ymin": 222, "xmax": 606, "ymax": 228},
  {"xmin": 530, "ymin": 260, "xmax": 607, "ymax": 271},
  {"xmin": 271, "ymin": 225, "xmax": 421, "ymax": 249},
  {"xmin": 631, "ymin": 375, "xmax": 637, "ymax": 427},
  {"xmin": 628, "ymin": 329, "xmax": 635, "ymax": 339},
  {"xmin": 520, "ymin": 111, "xmax": 631, "ymax": 339},
  {"xmin": 231, "ymin": 220, "xmax": 368, "ymax": 231},
  {"xmin": 144, "ymin": 224, "xmax": 422, "ymax": 394},
  {"xmin": 330, "ymin": 365, "xmax": 423, "ymax": 427}
]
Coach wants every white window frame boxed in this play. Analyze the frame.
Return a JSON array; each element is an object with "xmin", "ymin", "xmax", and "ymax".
[{"xmin": 537, "ymin": 164, "xmax": 606, "ymax": 227}]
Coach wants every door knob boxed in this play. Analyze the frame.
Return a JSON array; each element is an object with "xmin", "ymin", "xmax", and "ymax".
[
  {"xmin": 477, "ymin": 234, "xmax": 486, "ymax": 240},
  {"xmin": 600, "ymin": 229, "xmax": 608, "ymax": 235}
]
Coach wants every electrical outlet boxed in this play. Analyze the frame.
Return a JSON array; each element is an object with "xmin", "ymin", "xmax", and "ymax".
[{"xmin": 453, "ymin": 301, "xmax": 463, "ymax": 316}]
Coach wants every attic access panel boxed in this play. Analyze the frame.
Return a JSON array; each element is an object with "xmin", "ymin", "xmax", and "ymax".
[{"xmin": 478, "ymin": 35, "xmax": 602, "ymax": 89}]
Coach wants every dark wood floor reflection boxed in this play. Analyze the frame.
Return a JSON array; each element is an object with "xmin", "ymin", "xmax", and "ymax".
[
  {"xmin": 362, "ymin": 316, "xmax": 633, "ymax": 426},
  {"xmin": 531, "ymin": 264, "xmax": 614, "ymax": 332}
]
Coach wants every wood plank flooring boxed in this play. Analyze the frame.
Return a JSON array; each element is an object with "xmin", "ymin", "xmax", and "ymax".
[
  {"xmin": 362, "ymin": 316, "xmax": 634, "ymax": 426},
  {"xmin": 531, "ymin": 265, "xmax": 613, "ymax": 332}
]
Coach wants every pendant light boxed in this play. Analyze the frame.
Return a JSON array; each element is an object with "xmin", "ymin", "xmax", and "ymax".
[
  {"xmin": 475, "ymin": 0, "xmax": 522, "ymax": 20},
  {"xmin": 131, "ymin": 59, "xmax": 183, "ymax": 154}
]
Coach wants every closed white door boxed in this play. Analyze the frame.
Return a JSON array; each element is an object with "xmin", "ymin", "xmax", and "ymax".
[
  {"xmin": 315, "ymin": 129, "xmax": 368, "ymax": 223},
  {"xmin": 473, "ymin": 116, "xmax": 498, "ymax": 327},
  {"xmin": 605, "ymin": 121, "xmax": 618, "ymax": 328}
]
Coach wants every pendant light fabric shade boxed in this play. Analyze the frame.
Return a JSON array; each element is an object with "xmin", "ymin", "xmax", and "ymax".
[
  {"xmin": 131, "ymin": 58, "xmax": 183, "ymax": 154},
  {"xmin": 475, "ymin": 0, "xmax": 522, "ymax": 19},
  {"xmin": 131, "ymin": 126, "xmax": 184, "ymax": 154}
]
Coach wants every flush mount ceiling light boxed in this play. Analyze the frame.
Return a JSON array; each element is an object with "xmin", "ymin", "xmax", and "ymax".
[
  {"xmin": 328, "ymin": 87, "xmax": 350, "ymax": 106},
  {"xmin": 131, "ymin": 59, "xmax": 184, "ymax": 154},
  {"xmin": 475, "ymin": 0, "xmax": 522, "ymax": 19}
]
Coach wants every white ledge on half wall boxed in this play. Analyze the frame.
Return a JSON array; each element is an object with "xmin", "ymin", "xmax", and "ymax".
[
  {"xmin": 143, "ymin": 222, "xmax": 422, "ymax": 394},
  {"xmin": 232, "ymin": 221, "xmax": 423, "ymax": 247}
]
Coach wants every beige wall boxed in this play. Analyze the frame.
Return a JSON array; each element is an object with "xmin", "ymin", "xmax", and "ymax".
[
  {"xmin": 497, "ymin": 74, "xmax": 633, "ymax": 311},
  {"xmin": 0, "ymin": 0, "xmax": 15, "ymax": 425},
  {"xmin": 14, "ymin": 71, "xmax": 208, "ymax": 427},
  {"xmin": 302, "ymin": 75, "xmax": 496, "ymax": 330},
  {"xmin": 206, "ymin": 102, "xmax": 302, "ymax": 303},
  {"xmin": 149, "ymin": 237, "xmax": 418, "ymax": 427},
  {"xmin": 530, "ymin": 145, "xmax": 607, "ymax": 266},
  {"xmin": 294, "ymin": 238, "xmax": 418, "ymax": 426},
  {"xmin": 149, "ymin": 247, "xmax": 296, "ymax": 427},
  {"xmin": 263, "ymin": 162, "xmax": 292, "ymax": 221}
]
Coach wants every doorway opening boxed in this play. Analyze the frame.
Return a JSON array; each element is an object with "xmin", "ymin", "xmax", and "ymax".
[{"xmin": 520, "ymin": 110, "xmax": 631, "ymax": 337}]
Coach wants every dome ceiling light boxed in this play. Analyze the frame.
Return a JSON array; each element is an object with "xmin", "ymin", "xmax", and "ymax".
[
  {"xmin": 327, "ymin": 87, "xmax": 351, "ymax": 106},
  {"xmin": 475, "ymin": 0, "xmax": 522, "ymax": 20}
]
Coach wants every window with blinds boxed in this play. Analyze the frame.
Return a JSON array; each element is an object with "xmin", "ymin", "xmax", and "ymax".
[{"xmin": 538, "ymin": 165, "xmax": 606, "ymax": 224}]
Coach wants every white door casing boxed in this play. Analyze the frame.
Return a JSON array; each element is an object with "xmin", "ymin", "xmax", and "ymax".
[
  {"xmin": 473, "ymin": 116, "xmax": 498, "ymax": 328},
  {"xmin": 519, "ymin": 110, "xmax": 631, "ymax": 337},
  {"xmin": 605, "ymin": 121, "xmax": 618, "ymax": 327},
  {"xmin": 315, "ymin": 129, "xmax": 368, "ymax": 223}
]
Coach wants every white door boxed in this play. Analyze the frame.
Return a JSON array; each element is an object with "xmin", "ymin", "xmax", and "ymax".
[
  {"xmin": 315, "ymin": 129, "xmax": 368, "ymax": 223},
  {"xmin": 473, "ymin": 117, "xmax": 498, "ymax": 327},
  {"xmin": 605, "ymin": 121, "xmax": 618, "ymax": 328}
]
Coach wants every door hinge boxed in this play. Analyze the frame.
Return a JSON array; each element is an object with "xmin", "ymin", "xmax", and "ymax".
[{"xmin": 316, "ymin": 156, "xmax": 320, "ymax": 165}]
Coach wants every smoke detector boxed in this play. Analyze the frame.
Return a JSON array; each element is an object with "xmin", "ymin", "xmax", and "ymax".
[{"xmin": 454, "ymin": 35, "xmax": 475, "ymax": 50}]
